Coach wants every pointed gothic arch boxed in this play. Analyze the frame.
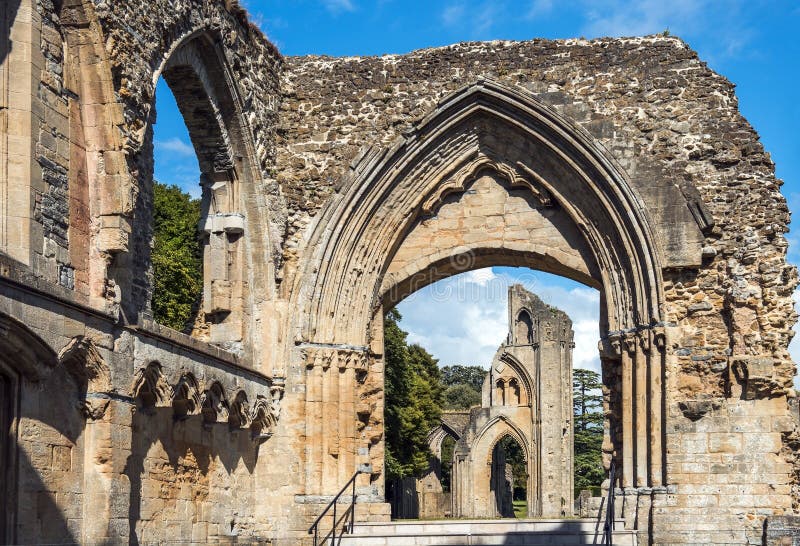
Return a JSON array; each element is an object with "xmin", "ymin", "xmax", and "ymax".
[{"xmin": 293, "ymin": 78, "xmax": 670, "ymax": 499}]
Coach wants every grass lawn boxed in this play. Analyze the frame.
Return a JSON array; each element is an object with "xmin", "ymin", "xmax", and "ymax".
[{"xmin": 512, "ymin": 500, "xmax": 527, "ymax": 518}]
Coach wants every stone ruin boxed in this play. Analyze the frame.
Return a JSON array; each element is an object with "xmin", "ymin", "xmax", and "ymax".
[
  {"xmin": 1, "ymin": 0, "xmax": 799, "ymax": 544},
  {"xmin": 410, "ymin": 285, "xmax": 575, "ymax": 520}
]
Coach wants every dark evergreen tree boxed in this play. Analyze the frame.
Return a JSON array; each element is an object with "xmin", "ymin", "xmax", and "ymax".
[{"xmin": 573, "ymin": 368, "xmax": 605, "ymax": 491}]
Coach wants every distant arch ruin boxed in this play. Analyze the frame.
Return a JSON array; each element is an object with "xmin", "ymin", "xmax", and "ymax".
[{"xmin": 388, "ymin": 285, "xmax": 574, "ymax": 520}]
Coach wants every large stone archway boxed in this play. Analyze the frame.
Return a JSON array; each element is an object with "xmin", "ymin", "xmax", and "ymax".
[{"xmin": 291, "ymin": 78, "xmax": 679, "ymax": 526}]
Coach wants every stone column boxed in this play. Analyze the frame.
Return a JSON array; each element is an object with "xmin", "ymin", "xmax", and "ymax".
[
  {"xmin": 59, "ymin": 336, "xmax": 133, "ymax": 543},
  {"xmin": 650, "ymin": 328, "xmax": 665, "ymax": 487},
  {"xmin": 634, "ymin": 332, "xmax": 648, "ymax": 487},
  {"xmin": 621, "ymin": 334, "xmax": 635, "ymax": 488}
]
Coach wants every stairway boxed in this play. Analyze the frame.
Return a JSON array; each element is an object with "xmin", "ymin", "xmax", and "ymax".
[{"xmin": 338, "ymin": 518, "xmax": 637, "ymax": 545}]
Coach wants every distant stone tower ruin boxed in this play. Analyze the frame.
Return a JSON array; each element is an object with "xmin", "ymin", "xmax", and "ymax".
[{"xmin": 425, "ymin": 284, "xmax": 575, "ymax": 518}]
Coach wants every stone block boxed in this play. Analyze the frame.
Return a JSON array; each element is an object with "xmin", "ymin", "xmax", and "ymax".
[{"xmin": 708, "ymin": 432, "xmax": 741, "ymax": 453}]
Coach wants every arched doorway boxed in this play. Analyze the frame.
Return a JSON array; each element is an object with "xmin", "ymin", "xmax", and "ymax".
[
  {"xmin": 291, "ymin": 79, "xmax": 674, "ymax": 520},
  {"xmin": 0, "ymin": 314, "xmax": 59, "ymax": 544},
  {"xmin": 491, "ymin": 435, "xmax": 527, "ymax": 518}
]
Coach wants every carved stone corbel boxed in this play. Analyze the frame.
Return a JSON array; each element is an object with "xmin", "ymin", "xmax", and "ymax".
[
  {"xmin": 132, "ymin": 362, "xmax": 173, "ymax": 411},
  {"xmin": 598, "ymin": 334, "xmax": 623, "ymax": 359},
  {"xmin": 270, "ymin": 377, "xmax": 286, "ymax": 420},
  {"xmin": 652, "ymin": 327, "xmax": 666, "ymax": 353},
  {"xmin": 622, "ymin": 333, "xmax": 637, "ymax": 355},
  {"xmin": 250, "ymin": 395, "xmax": 277, "ymax": 441},
  {"xmin": 172, "ymin": 374, "xmax": 202, "ymax": 420},
  {"xmin": 201, "ymin": 382, "xmax": 229, "ymax": 424},
  {"xmin": 59, "ymin": 336, "xmax": 112, "ymax": 420},
  {"xmin": 637, "ymin": 330, "xmax": 651, "ymax": 352},
  {"xmin": 229, "ymin": 390, "xmax": 251, "ymax": 429}
]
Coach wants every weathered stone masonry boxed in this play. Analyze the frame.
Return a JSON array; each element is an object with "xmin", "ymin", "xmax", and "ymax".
[{"xmin": 1, "ymin": 1, "xmax": 799, "ymax": 544}]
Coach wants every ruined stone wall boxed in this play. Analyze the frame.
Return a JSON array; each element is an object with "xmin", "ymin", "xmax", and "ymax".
[
  {"xmin": 279, "ymin": 38, "xmax": 794, "ymax": 392},
  {"xmin": 280, "ymin": 37, "xmax": 798, "ymax": 544},
  {"xmin": 1, "ymin": 1, "xmax": 296, "ymax": 544}
]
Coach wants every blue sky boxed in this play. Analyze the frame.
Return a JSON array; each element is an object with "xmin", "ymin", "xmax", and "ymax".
[{"xmin": 153, "ymin": 1, "xmax": 800, "ymax": 373}]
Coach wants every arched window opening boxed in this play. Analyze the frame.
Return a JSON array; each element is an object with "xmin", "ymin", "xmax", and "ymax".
[
  {"xmin": 495, "ymin": 378, "xmax": 506, "ymax": 406},
  {"xmin": 150, "ymin": 78, "xmax": 204, "ymax": 335},
  {"xmin": 148, "ymin": 37, "xmax": 249, "ymax": 352},
  {"xmin": 508, "ymin": 378, "xmax": 520, "ymax": 406},
  {"xmin": 515, "ymin": 309, "xmax": 534, "ymax": 345},
  {"xmin": 440, "ymin": 435, "xmax": 456, "ymax": 493},
  {"xmin": 382, "ymin": 266, "xmax": 599, "ymax": 520},
  {"xmin": 491, "ymin": 435, "xmax": 527, "ymax": 518}
]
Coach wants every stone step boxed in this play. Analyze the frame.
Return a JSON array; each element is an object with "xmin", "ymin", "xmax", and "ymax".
[{"xmin": 338, "ymin": 518, "xmax": 637, "ymax": 545}]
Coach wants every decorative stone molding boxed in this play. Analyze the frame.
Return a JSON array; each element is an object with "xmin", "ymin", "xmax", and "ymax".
[
  {"xmin": 270, "ymin": 377, "xmax": 286, "ymax": 421},
  {"xmin": 250, "ymin": 395, "xmax": 278, "ymax": 441},
  {"xmin": 420, "ymin": 155, "xmax": 552, "ymax": 216},
  {"xmin": 172, "ymin": 373, "xmax": 202, "ymax": 419},
  {"xmin": 652, "ymin": 327, "xmax": 666, "ymax": 352},
  {"xmin": 201, "ymin": 381, "xmax": 229, "ymax": 424},
  {"xmin": 132, "ymin": 362, "xmax": 173, "ymax": 409},
  {"xmin": 622, "ymin": 334, "xmax": 637, "ymax": 355},
  {"xmin": 129, "ymin": 361, "xmax": 284, "ymax": 441},
  {"xmin": 303, "ymin": 346, "xmax": 370, "ymax": 372},
  {"xmin": 598, "ymin": 334, "xmax": 623, "ymax": 359},
  {"xmin": 637, "ymin": 331, "xmax": 651, "ymax": 352},
  {"xmin": 58, "ymin": 336, "xmax": 112, "ymax": 420},
  {"xmin": 229, "ymin": 390, "xmax": 251, "ymax": 429}
]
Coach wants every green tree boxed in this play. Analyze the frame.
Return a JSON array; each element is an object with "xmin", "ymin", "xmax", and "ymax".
[
  {"xmin": 442, "ymin": 383, "xmax": 481, "ymax": 410},
  {"xmin": 497, "ymin": 436, "xmax": 528, "ymax": 501},
  {"xmin": 440, "ymin": 364, "xmax": 486, "ymax": 391},
  {"xmin": 151, "ymin": 181, "xmax": 203, "ymax": 332},
  {"xmin": 384, "ymin": 309, "xmax": 443, "ymax": 480},
  {"xmin": 573, "ymin": 368, "xmax": 605, "ymax": 492}
]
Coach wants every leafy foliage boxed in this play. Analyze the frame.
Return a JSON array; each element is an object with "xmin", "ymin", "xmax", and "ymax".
[
  {"xmin": 384, "ymin": 309, "xmax": 443, "ymax": 480},
  {"xmin": 440, "ymin": 364, "xmax": 486, "ymax": 391},
  {"xmin": 440, "ymin": 435, "xmax": 456, "ymax": 491},
  {"xmin": 498, "ymin": 435, "xmax": 528, "ymax": 501},
  {"xmin": 443, "ymin": 383, "xmax": 482, "ymax": 410},
  {"xmin": 573, "ymin": 368, "xmax": 605, "ymax": 491},
  {"xmin": 151, "ymin": 182, "xmax": 203, "ymax": 332}
]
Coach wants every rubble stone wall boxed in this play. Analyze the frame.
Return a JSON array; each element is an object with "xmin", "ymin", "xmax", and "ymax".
[{"xmin": 280, "ymin": 37, "xmax": 798, "ymax": 545}]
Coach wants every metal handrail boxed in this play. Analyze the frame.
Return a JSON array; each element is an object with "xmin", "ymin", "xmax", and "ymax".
[
  {"xmin": 308, "ymin": 470, "xmax": 362, "ymax": 546},
  {"xmin": 602, "ymin": 462, "xmax": 617, "ymax": 546}
]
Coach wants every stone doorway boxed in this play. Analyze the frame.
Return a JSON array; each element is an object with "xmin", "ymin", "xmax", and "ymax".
[{"xmin": 490, "ymin": 435, "xmax": 527, "ymax": 518}]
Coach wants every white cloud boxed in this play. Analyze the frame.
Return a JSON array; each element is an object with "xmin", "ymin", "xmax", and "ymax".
[
  {"xmin": 441, "ymin": 3, "xmax": 465, "ymax": 27},
  {"xmin": 463, "ymin": 268, "xmax": 497, "ymax": 286},
  {"xmin": 576, "ymin": 0, "xmax": 754, "ymax": 65},
  {"xmin": 322, "ymin": 0, "xmax": 355, "ymax": 14},
  {"xmin": 526, "ymin": 0, "xmax": 553, "ymax": 19},
  {"xmin": 396, "ymin": 268, "xmax": 601, "ymax": 375},
  {"xmin": 155, "ymin": 137, "xmax": 194, "ymax": 157},
  {"xmin": 581, "ymin": 0, "xmax": 703, "ymax": 38}
]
